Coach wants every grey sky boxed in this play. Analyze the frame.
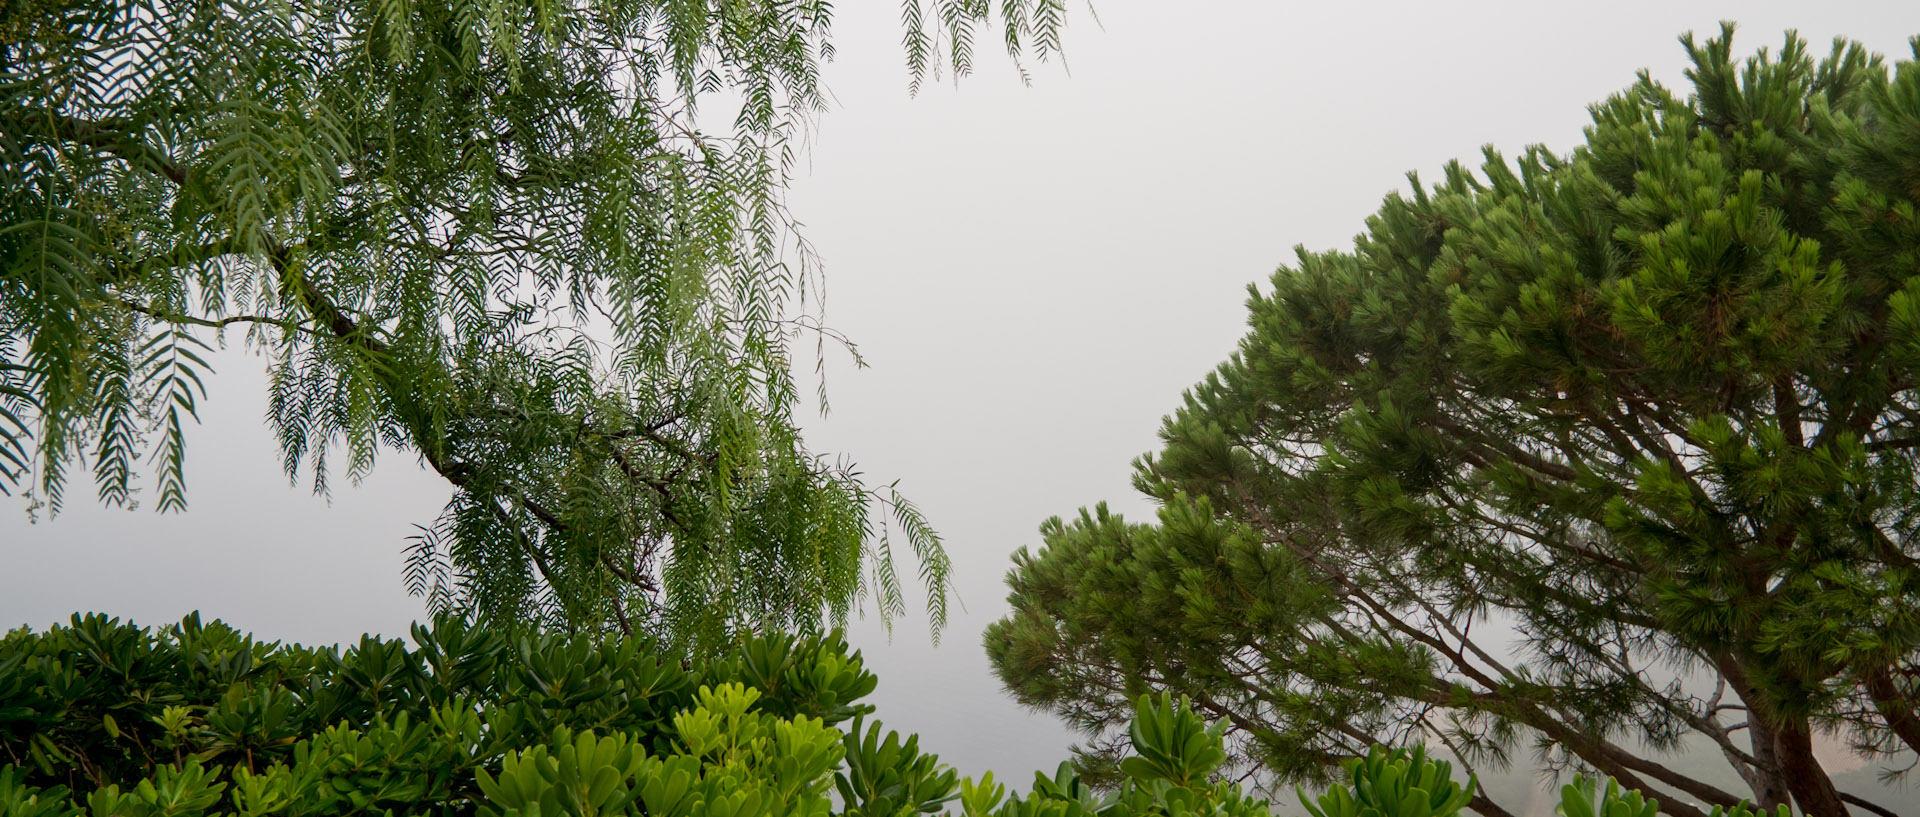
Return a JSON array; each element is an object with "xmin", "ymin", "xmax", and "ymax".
[{"xmin": 6, "ymin": 0, "xmax": 1920, "ymax": 795}]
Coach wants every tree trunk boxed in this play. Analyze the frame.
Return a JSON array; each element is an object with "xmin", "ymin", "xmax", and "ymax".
[
  {"xmin": 1774, "ymin": 720, "xmax": 1847, "ymax": 817},
  {"xmin": 1862, "ymin": 664, "xmax": 1920, "ymax": 756},
  {"xmin": 1712, "ymin": 654, "xmax": 1794, "ymax": 811},
  {"xmin": 1467, "ymin": 792, "xmax": 1519, "ymax": 817},
  {"xmin": 1741, "ymin": 717, "xmax": 1793, "ymax": 812}
]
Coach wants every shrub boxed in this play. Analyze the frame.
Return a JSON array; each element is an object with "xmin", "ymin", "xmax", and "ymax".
[
  {"xmin": 0, "ymin": 614, "xmax": 1787, "ymax": 817},
  {"xmin": 0, "ymin": 617, "xmax": 1282, "ymax": 817},
  {"xmin": 0, "ymin": 614, "xmax": 878, "ymax": 816}
]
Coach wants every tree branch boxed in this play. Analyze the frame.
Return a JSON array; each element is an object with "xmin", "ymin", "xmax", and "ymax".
[
  {"xmin": 1841, "ymin": 791, "xmax": 1899, "ymax": 817},
  {"xmin": 112, "ymin": 298, "xmax": 316, "ymax": 336},
  {"xmin": 1861, "ymin": 664, "xmax": 1920, "ymax": 757}
]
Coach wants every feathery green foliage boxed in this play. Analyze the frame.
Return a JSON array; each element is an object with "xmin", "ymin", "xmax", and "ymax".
[
  {"xmin": 1, "ymin": 0, "xmax": 1070, "ymax": 647},
  {"xmin": 990, "ymin": 26, "xmax": 1920, "ymax": 817}
]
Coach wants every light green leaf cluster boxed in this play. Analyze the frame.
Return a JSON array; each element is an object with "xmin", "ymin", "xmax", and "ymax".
[
  {"xmin": 1302, "ymin": 746, "xmax": 1476, "ymax": 817},
  {"xmin": 1558, "ymin": 775, "xmax": 1658, "ymax": 817},
  {"xmin": 475, "ymin": 693, "xmax": 844, "ymax": 817},
  {"xmin": 1119, "ymin": 693, "xmax": 1228, "ymax": 790},
  {"xmin": 1705, "ymin": 803, "xmax": 1793, "ymax": 817},
  {"xmin": 953, "ymin": 695, "xmax": 1272, "ymax": 817},
  {"xmin": 836, "ymin": 715, "xmax": 961, "ymax": 817}
]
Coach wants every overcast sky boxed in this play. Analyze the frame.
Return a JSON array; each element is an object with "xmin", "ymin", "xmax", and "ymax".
[{"xmin": 6, "ymin": 0, "xmax": 1920, "ymax": 793}]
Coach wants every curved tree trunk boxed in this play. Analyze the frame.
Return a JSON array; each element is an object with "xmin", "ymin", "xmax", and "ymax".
[
  {"xmin": 1774, "ymin": 721, "xmax": 1847, "ymax": 817},
  {"xmin": 1862, "ymin": 664, "xmax": 1920, "ymax": 756},
  {"xmin": 1741, "ymin": 718, "xmax": 1793, "ymax": 812}
]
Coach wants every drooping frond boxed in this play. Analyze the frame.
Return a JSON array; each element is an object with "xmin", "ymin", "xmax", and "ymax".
[
  {"xmin": 900, "ymin": 0, "xmax": 1072, "ymax": 93},
  {"xmin": 2, "ymin": 0, "xmax": 1063, "ymax": 649}
]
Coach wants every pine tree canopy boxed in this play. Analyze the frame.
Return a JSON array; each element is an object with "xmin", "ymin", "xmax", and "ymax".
[
  {"xmin": 989, "ymin": 27, "xmax": 1920, "ymax": 817},
  {"xmin": 0, "ymin": 0, "xmax": 1070, "ymax": 650}
]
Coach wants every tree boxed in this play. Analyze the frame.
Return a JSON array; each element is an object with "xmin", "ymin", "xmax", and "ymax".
[
  {"xmin": 989, "ymin": 27, "xmax": 1920, "ymax": 817},
  {"xmin": 1, "ymin": 0, "xmax": 1071, "ymax": 649}
]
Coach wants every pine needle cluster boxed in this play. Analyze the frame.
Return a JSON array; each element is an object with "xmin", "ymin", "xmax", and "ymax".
[{"xmin": 991, "ymin": 27, "xmax": 1920, "ymax": 817}]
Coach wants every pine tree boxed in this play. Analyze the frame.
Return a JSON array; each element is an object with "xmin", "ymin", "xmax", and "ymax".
[
  {"xmin": 0, "ymin": 0, "xmax": 1069, "ymax": 650},
  {"xmin": 990, "ymin": 27, "xmax": 1920, "ymax": 817}
]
